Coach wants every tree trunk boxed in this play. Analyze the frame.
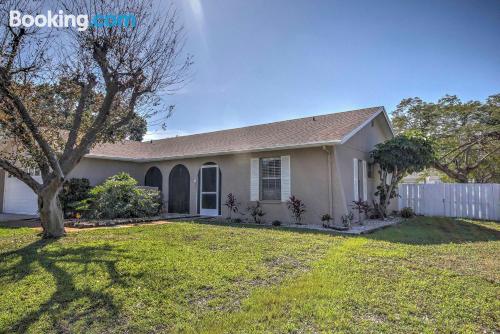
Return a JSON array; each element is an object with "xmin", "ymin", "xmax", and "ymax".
[{"xmin": 38, "ymin": 181, "xmax": 65, "ymax": 238}]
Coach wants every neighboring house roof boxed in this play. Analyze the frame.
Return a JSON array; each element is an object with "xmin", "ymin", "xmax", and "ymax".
[{"xmin": 88, "ymin": 106, "xmax": 392, "ymax": 161}]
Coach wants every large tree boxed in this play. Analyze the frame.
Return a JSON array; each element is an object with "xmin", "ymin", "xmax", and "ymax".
[
  {"xmin": 392, "ymin": 94, "xmax": 500, "ymax": 183},
  {"xmin": 0, "ymin": 0, "xmax": 191, "ymax": 237}
]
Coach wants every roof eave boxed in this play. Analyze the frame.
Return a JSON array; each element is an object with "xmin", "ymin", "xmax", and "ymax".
[
  {"xmin": 85, "ymin": 140, "xmax": 342, "ymax": 162},
  {"xmin": 339, "ymin": 107, "xmax": 394, "ymax": 145}
]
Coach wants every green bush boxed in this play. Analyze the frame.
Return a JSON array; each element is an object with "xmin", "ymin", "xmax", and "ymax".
[
  {"xmin": 59, "ymin": 178, "xmax": 91, "ymax": 218},
  {"xmin": 400, "ymin": 207, "xmax": 415, "ymax": 218},
  {"xmin": 272, "ymin": 220, "xmax": 282, "ymax": 226},
  {"xmin": 79, "ymin": 173, "xmax": 162, "ymax": 219},
  {"xmin": 247, "ymin": 201, "xmax": 265, "ymax": 224}
]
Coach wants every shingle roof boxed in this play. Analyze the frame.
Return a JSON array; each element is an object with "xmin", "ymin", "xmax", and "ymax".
[{"xmin": 88, "ymin": 106, "xmax": 385, "ymax": 161}]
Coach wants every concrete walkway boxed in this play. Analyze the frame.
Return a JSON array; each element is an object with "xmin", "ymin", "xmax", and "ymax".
[{"xmin": 0, "ymin": 213, "xmax": 38, "ymax": 222}]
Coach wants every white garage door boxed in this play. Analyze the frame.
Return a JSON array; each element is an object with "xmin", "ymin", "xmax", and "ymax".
[{"xmin": 3, "ymin": 173, "xmax": 41, "ymax": 215}]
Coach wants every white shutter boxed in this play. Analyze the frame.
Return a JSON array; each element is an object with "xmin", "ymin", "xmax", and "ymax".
[
  {"xmin": 362, "ymin": 160, "xmax": 368, "ymax": 201},
  {"xmin": 353, "ymin": 158, "xmax": 359, "ymax": 201},
  {"xmin": 250, "ymin": 158, "xmax": 259, "ymax": 201},
  {"xmin": 281, "ymin": 155, "xmax": 291, "ymax": 202}
]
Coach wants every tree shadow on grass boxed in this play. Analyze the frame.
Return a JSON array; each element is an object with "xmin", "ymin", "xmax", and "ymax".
[
  {"xmin": 0, "ymin": 238, "xmax": 131, "ymax": 333},
  {"xmin": 366, "ymin": 217, "xmax": 500, "ymax": 245}
]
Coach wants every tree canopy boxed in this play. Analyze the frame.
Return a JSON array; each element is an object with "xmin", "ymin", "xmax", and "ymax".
[
  {"xmin": 0, "ymin": 0, "xmax": 191, "ymax": 237},
  {"xmin": 370, "ymin": 133, "xmax": 435, "ymax": 217},
  {"xmin": 392, "ymin": 94, "xmax": 500, "ymax": 183}
]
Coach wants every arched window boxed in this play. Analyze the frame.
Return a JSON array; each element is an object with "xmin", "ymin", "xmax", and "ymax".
[
  {"xmin": 145, "ymin": 167, "xmax": 163, "ymax": 191},
  {"xmin": 168, "ymin": 164, "xmax": 190, "ymax": 213}
]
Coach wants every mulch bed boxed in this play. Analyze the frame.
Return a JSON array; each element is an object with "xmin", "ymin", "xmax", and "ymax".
[
  {"xmin": 0, "ymin": 216, "xmax": 165, "ymax": 229},
  {"xmin": 65, "ymin": 216, "xmax": 164, "ymax": 228}
]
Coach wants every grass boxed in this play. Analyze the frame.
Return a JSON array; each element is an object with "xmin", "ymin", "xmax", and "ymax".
[{"xmin": 0, "ymin": 217, "xmax": 498, "ymax": 333}]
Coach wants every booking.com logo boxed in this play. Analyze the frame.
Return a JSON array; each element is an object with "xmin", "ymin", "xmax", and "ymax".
[{"xmin": 9, "ymin": 10, "xmax": 136, "ymax": 31}]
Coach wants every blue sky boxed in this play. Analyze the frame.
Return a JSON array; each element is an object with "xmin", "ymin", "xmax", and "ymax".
[{"xmin": 145, "ymin": 0, "xmax": 500, "ymax": 140}]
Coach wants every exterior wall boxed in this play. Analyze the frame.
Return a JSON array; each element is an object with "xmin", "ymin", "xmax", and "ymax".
[
  {"xmin": 0, "ymin": 169, "xmax": 4, "ymax": 212},
  {"xmin": 69, "ymin": 157, "xmax": 144, "ymax": 186},
  {"xmin": 334, "ymin": 113, "xmax": 393, "ymax": 217},
  {"xmin": 141, "ymin": 147, "xmax": 332, "ymax": 225},
  {"xmin": 60, "ymin": 114, "xmax": 392, "ymax": 224},
  {"xmin": 0, "ymin": 113, "xmax": 390, "ymax": 221}
]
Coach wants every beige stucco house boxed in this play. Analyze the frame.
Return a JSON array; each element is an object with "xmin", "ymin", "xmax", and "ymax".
[{"xmin": 0, "ymin": 107, "xmax": 394, "ymax": 225}]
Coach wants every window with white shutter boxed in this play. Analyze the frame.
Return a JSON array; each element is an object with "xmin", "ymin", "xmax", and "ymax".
[
  {"xmin": 353, "ymin": 158, "xmax": 359, "ymax": 201},
  {"xmin": 362, "ymin": 160, "xmax": 368, "ymax": 201},
  {"xmin": 250, "ymin": 158, "xmax": 259, "ymax": 201},
  {"xmin": 280, "ymin": 155, "xmax": 291, "ymax": 202},
  {"xmin": 251, "ymin": 156, "xmax": 291, "ymax": 201}
]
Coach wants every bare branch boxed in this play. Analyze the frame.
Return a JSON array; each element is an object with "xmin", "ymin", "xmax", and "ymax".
[{"xmin": 0, "ymin": 158, "xmax": 41, "ymax": 193}]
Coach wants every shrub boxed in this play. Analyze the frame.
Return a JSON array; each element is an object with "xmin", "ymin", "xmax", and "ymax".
[
  {"xmin": 341, "ymin": 212, "xmax": 354, "ymax": 228},
  {"xmin": 400, "ymin": 207, "xmax": 415, "ymax": 218},
  {"xmin": 247, "ymin": 201, "xmax": 265, "ymax": 224},
  {"xmin": 352, "ymin": 200, "xmax": 371, "ymax": 225},
  {"xmin": 272, "ymin": 220, "xmax": 282, "ymax": 226},
  {"xmin": 59, "ymin": 178, "xmax": 91, "ymax": 218},
  {"xmin": 232, "ymin": 218, "xmax": 242, "ymax": 224},
  {"xmin": 287, "ymin": 195, "xmax": 306, "ymax": 224},
  {"xmin": 224, "ymin": 193, "xmax": 240, "ymax": 220},
  {"xmin": 79, "ymin": 173, "xmax": 161, "ymax": 219},
  {"xmin": 321, "ymin": 213, "xmax": 333, "ymax": 227}
]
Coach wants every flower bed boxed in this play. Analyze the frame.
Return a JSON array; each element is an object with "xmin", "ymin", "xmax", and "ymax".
[{"xmin": 65, "ymin": 216, "xmax": 163, "ymax": 228}]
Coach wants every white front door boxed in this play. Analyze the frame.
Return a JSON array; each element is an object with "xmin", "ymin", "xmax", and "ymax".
[
  {"xmin": 200, "ymin": 165, "xmax": 219, "ymax": 216},
  {"xmin": 3, "ymin": 173, "xmax": 41, "ymax": 215}
]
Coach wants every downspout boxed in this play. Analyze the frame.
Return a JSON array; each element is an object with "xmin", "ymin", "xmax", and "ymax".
[{"xmin": 322, "ymin": 146, "xmax": 333, "ymax": 217}]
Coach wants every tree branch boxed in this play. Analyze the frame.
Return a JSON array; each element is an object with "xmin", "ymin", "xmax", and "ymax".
[
  {"xmin": 61, "ymin": 75, "xmax": 97, "ymax": 161},
  {"xmin": 0, "ymin": 159, "xmax": 41, "ymax": 193},
  {"xmin": 0, "ymin": 87, "xmax": 64, "ymax": 179}
]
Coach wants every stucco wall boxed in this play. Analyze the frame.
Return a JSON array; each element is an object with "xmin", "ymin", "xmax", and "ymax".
[
  {"xmin": 69, "ymin": 158, "xmax": 144, "ymax": 186},
  {"xmin": 334, "ymin": 113, "xmax": 394, "ymax": 216},
  {"xmin": 0, "ymin": 169, "xmax": 4, "ymax": 212},
  {"xmin": 59, "ymin": 113, "xmax": 393, "ymax": 224},
  {"xmin": 140, "ymin": 147, "xmax": 332, "ymax": 225}
]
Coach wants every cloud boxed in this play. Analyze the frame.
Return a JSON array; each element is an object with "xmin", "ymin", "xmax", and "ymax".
[{"xmin": 187, "ymin": 0, "xmax": 204, "ymax": 24}]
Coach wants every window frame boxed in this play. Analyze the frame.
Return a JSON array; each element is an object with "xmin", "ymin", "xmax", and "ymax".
[{"xmin": 259, "ymin": 157, "xmax": 281, "ymax": 201}]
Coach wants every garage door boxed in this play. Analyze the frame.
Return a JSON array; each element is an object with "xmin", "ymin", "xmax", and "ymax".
[{"xmin": 3, "ymin": 173, "xmax": 41, "ymax": 215}]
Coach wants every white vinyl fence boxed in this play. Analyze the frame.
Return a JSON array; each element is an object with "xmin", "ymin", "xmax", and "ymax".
[{"xmin": 398, "ymin": 183, "xmax": 500, "ymax": 221}]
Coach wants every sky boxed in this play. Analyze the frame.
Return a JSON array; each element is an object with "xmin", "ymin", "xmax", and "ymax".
[{"xmin": 144, "ymin": 0, "xmax": 500, "ymax": 140}]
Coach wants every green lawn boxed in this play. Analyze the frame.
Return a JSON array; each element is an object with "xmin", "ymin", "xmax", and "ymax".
[{"xmin": 0, "ymin": 218, "xmax": 498, "ymax": 333}]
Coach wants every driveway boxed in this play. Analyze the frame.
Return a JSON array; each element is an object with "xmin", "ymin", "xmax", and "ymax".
[
  {"xmin": 0, "ymin": 213, "xmax": 38, "ymax": 222},
  {"xmin": 0, "ymin": 213, "xmax": 40, "ymax": 228}
]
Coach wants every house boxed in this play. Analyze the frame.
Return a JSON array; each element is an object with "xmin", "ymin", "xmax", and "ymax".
[{"xmin": 0, "ymin": 107, "xmax": 394, "ymax": 225}]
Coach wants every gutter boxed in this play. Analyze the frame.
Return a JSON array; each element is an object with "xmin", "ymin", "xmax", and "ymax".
[
  {"xmin": 85, "ymin": 140, "xmax": 342, "ymax": 162},
  {"xmin": 322, "ymin": 145, "xmax": 334, "ymax": 218}
]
